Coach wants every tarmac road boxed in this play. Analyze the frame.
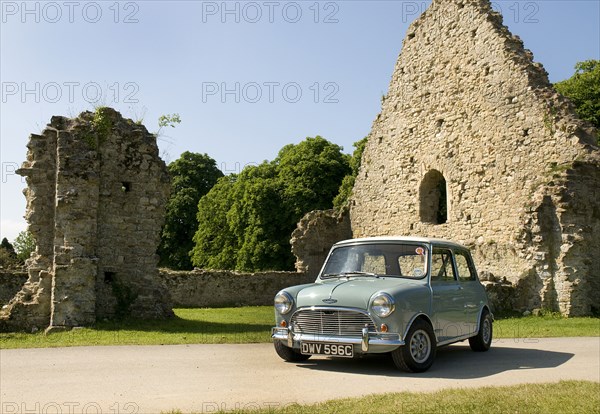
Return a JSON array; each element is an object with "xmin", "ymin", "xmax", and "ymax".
[{"xmin": 1, "ymin": 337, "xmax": 599, "ymax": 414}]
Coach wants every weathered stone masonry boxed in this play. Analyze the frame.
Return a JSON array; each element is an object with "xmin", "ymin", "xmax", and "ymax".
[
  {"xmin": 0, "ymin": 109, "xmax": 173, "ymax": 332},
  {"xmin": 349, "ymin": 0, "xmax": 599, "ymax": 316}
]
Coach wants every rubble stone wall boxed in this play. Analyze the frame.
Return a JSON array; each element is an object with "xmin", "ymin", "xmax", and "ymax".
[
  {"xmin": 349, "ymin": 0, "xmax": 600, "ymax": 315},
  {"xmin": 0, "ymin": 272, "xmax": 27, "ymax": 306},
  {"xmin": 290, "ymin": 209, "xmax": 352, "ymax": 279},
  {"xmin": 159, "ymin": 269, "xmax": 315, "ymax": 307},
  {"xmin": 0, "ymin": 109, "xmax": 172, "ymax": 332}
]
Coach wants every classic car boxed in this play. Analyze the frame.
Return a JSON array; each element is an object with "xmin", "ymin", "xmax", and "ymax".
[{"xmin": 271, "ymin": 236, "xmax": 493, "ymax": 372}]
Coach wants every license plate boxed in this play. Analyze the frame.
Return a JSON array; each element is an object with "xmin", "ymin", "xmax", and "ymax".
[{"xmin": 300, "ymin": 342, "xmax": 354, "ymax": 358}]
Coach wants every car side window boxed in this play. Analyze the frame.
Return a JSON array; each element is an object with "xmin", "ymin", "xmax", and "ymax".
[
  {"xmin": 431, "ymin": 248, "xmax": 456, "ymax": 283},
  {"xmin": 455, "ymin": 250, "xmax": 476, "ymax": 281}
]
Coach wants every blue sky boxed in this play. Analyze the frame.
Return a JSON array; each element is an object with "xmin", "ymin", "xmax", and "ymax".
[{"xmin": 1, "ymin": 0, "xmax": 599, "ymax": 242}]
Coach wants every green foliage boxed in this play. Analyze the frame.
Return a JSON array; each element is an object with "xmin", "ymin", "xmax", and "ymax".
[
  {"xmin": 156, "ymin": 113, "xmax": 182, "ymax": 138},
  {"xmin": 0, "ymin": 248, "xmax": 19, "ymax": 269},
  {"xmin": 158, "ymin": 113, "xmax": 181, "ymax": 129},
  {"xmin": 158, "ymin": 152, "xmax": 224, "ymax": 270},
  {"xmin": 0, "ymin": 237, "xmax": 19, "ymax": 269},
  {"xmin": 192, "ymin": 136, "xmax": 351, "ymax": 271},
  {"xmin": 554, "ymin": 60, "xmax": 600, "ymax": 144},
  {"xmin": 1, "ymin": 237, "xmax": 14, "ymax": 252},
  {"xmin": 191, "ymin": 176, "xmax": 238, "ymax": 270},
  {"xmin": 91, "ymin": 107, "xmax": 113, "ymax": 138},
  {"xmin": 84, "ymin": 107, "xmax": 113, "ymax": 149},
  {"xmin": 333, "ymin": 136, "xmax": 368, "ymax": 209},
  {"xmin": 13, "ymin": 231, "xmax": 35, "ymax": 262}
]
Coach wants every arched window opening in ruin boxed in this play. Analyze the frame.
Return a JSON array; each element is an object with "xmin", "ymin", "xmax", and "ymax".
[{"xmin": 419, "ymin": 170, "xmax": 448, "ymax": 224}]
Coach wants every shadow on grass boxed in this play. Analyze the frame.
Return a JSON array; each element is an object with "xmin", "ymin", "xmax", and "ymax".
[{"xmin": 92, "ymin": 315, "xmax": 272, "ymax": 335}]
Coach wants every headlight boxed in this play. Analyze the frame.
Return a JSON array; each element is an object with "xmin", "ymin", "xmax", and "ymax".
[
  {"xmin": 371, "ymin": 293, "xmax": 395, "ymax": 318},
  {"xmin": 274, "ymin": 291, "xmax": 293, "ymax": 315}
]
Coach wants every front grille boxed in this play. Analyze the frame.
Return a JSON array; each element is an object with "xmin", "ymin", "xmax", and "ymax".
[{"xmin": 291, "ymin": 309, "xmax": 376, "ymax": 336}]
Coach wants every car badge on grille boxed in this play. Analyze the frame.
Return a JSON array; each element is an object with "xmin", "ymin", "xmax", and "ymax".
[{"xmin": 322, "ymin": 298, "xmax": 338, "ymax": 304}]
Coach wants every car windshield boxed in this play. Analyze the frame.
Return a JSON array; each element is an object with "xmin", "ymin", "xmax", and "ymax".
[{"xmin": 321, "ymin": 243, "xmax": 429, "ymax": 280}]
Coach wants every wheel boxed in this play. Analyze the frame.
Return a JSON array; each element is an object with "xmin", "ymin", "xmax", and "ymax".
[
  {"xmin": 469, "ymin": 310, "xmax": 493, "ymax": 352},
  {"xmin": 391, "ymin": 319, "xmax": 436, "ymax": 372},
  {"xmin": 273, "ymin": 341, "xmax": 311, "ymax": 362}
]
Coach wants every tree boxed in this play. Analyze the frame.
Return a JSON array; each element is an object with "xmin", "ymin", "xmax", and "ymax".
[
  {"xmin": 158, "ymin": 152, "xmax": 223, "ymax": 270},
  {"xmin": 229, "ymin": 163, "xmax": 294, "ymax": 271},
  {"xmin": 0, "ymin": 237, "xmax": 19, "ymax": 269},
  {"xmin": 13, "ymin": 231, "xmax": 35, "ymax": 262},
  {"xmin": 190, "ymin": 175, "xmax": 238, "ymax": 270},
  {"xmin": 1, "ymin": 238, "xmax": 15, "ymax": 255},
  {"xmin": 554, "ymin": 60, "xmax": 600, "ymax": 144},
  {"xmin": 191, "ymin": 136, "xmax": 351, "ymax": 272},
  {"xmin": 276, "ymin": 136, "xmax": 351, "ymax": 217},
  {"xmin": 333, "ymin": 136, "xmax": 368, "ymax": 209}
]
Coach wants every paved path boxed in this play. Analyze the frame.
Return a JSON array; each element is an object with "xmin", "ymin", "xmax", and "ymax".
[{"xmin": 1, "ymin": 337, "xmax": 599, "ymax": 413}]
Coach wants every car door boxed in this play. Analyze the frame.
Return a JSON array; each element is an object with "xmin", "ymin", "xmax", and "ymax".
[
  {"xmin": 430, "ymin": 247, "xmax": 465, "ymax": 343},
  {"xmin": 454, "ymin": 248, "xmax": 484, "ymax": 334}
]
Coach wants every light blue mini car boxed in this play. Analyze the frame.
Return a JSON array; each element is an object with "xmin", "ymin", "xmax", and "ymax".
[{"xmin": 272, "ymin": 236, "xmax": 493, "ymax": 372}]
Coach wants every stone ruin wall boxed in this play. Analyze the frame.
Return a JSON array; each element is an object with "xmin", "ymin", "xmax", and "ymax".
[
  {"xmin": 349, "ymin": 0, "xmax": 600, "ymax": 316},
  {"xmin": 0, "ymin": 108, "xmax": 172, "ymax": 332},
  {"xmin": 290, "ymin": 209, "xmax": 352, "ymax": 278}
]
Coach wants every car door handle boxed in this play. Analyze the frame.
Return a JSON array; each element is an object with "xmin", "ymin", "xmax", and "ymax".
[{"xmin": 464, "ymin": 303, "xmax": 477, "ymax": 309}]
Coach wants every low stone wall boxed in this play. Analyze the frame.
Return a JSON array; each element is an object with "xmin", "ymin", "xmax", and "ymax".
[
  {"xmin": 159, "ymin": 269, "xmax": 315, "ymax": 307},
  {"xmin": 0, "ymin": 271, "xmax": 28, "ymax": 306},
  {"xmin": 1, "ymin": 268, "xmax": 518, "ymax": 313}
]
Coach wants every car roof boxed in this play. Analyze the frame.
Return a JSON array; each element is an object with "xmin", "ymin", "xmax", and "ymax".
[{"xmin": 333, "ymin": 236, "xmax": 469, "ymax": 250}]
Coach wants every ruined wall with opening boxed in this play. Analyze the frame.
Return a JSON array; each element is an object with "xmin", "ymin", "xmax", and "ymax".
[
  {"xmin": 0, "ymin": 108, "xmax": 172, "ymax": 332},
  {"xmin": 349, "ymin": 0, "xmax": 600, "ymax": 315}
]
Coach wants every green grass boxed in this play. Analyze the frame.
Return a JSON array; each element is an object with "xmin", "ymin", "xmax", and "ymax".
[
  {"xmin": 0, "ymin": 307, "xmax": 598, "ymax": 349},
  {"xmin": 0, "ymin": 307, "xmax": 274, "ymax": 349},
  {"xmin": 162, "ymin": 381, "xmax": 600, "ymax": 414},
  {"xmin": 495, "ymin": 312, "xmax": 600, "ymax": 338}
]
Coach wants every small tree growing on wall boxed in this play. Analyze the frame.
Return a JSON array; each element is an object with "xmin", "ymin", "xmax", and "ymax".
[
  {"xmin": 13, "ymin": 231, "xmax": 35, "ymax": 263},
  {"xmin": 555, "ymin": 60, "xmax": 600, "ymax": 145}
]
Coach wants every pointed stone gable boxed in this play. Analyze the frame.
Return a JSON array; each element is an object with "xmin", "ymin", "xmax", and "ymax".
[{"xmin": 350, "ymin": 0, "xmax": 600, "ymax": 316}]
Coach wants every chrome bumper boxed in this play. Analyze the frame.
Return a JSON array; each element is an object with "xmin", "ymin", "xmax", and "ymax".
[{"xmin": 271, "ymin": 326, "xmax": 404, "ymax": 353}]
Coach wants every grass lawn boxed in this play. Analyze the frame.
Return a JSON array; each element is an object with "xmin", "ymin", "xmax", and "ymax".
[
  {"xmin": 162, "ymin": 381, "xmax": 599, "ymax": 414},
  {"xmin": 0, "ymin": 307, "xmax": 598, "ymax": 349},
  {"xmin": 0, "ymin": 307, "xmax": 273, "ymax": 349}
]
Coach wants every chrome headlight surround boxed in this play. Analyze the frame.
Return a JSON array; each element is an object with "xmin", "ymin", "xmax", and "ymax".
[
  {"xmin": 274, "ymin": 291, "xmax": 294, "ymax": 315},
  {"xmin": 371, "ymin": 293, "xmax": 396, "ymax": 318}
]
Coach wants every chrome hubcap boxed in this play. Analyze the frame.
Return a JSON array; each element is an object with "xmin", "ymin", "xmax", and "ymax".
[
  {"xmin": 410, "ymin": 329, "xmax": 431, "ymax": 363},
  {"xmin": 482, "ymin": 319, "xmax": 491, "ymax": 344}
]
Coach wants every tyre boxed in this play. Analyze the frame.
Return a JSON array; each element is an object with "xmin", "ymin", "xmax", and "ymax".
[
  {"xmin": 391, "ymin": 319, "xmax": 436, "ymax": 372},
  {"xmin": 273, "ymin": 341, "xmax": 311, "ymax": 362},
  {"xmin": 469, "ymin": 310, "xmax": 493, "ymax": 352}
]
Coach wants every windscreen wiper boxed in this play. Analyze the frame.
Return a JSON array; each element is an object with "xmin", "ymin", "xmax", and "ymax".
[{"xmin": 323, "ymin": 271, "xmax": 379, "ymax": 278}]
